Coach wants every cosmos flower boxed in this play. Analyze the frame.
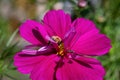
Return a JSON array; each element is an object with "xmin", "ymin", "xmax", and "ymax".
[{"xmin": 14, "ymin": 10, "xmax": 111, "ymax": 80}]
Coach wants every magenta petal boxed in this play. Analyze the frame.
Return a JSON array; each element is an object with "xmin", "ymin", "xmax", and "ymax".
[
  {"xmin": 14, "ymin": 52, "xmax": 46, "ymax": 74},
  {"xmin": 21, "ymin": 49, "xmax": 37, "ymax": 56},
  {"xmin": 30, "ymin": 55, "xmax": 60, "ymax": 80},
  {"xmin": 72, "ymin": 18, "xmax": 98, "ymax": 35},
  {"xmin": 43, "ymin": 10, "xmax": 71, "ymax": 39},
  {"xmin": 20, "ymin": 44, "xmax": 56, "ymax": 56},
  {"xmin": 56, "ymin": 57, "xmax": 105, "ymax": 80},
  {"xmin": 70, "ymin": 29, "xmax": 112, "ymax": 56},
  {"xmin": 63, "ymin": 27, "xmax": 76, "ymax": 47},
  {"xmin": 20, "ymin": 20, "xmax": 48, "ymax": 45},
  {"xmin": 70, "ymin": 18, "xmax": 99, "ymax": 45}
]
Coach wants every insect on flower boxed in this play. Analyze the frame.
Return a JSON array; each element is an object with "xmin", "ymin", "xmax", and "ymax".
[{"xmin": 14, "ymin": 10, "xmax": 112, "ymax": 80}]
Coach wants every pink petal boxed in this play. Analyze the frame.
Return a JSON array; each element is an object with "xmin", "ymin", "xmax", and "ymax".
[
  {"xmin": 70, "ymin": 29, "xmax": 112, "ymax": 56},
  {"xmin": 56, "ymin": 57, "xmax": 105, "ymax": 80},
  {"xmin": 72, "ymin": 18, "xmax": 98, "ymax": 34},
  {"xmin": 21, "ymin": 44, "xmax": 56, "ymax": 56},
  {"xmin": 43, "ymin": 10, "xmax": 71, "ymax": 39},
  {"xmin": 20, "ymin": 20, "xmax": 48, "ymax": 45},
  {"xmin": 63, "ymin": 27, "xmax": 76, "ymax": 47},
  {"xmin": 69, "ymin": 18, "xmax": 111, "ymax": 56},
  {"xmin": 30, "ymin": 55, "xmax": 60, "ymax": 80},
  {"xmin": 14, "ymin": 52, "xmax": 47, "ymax": 74},
  {"xmin": 70, "ymin": 18, "xmax": 99, "ymax": 46}
]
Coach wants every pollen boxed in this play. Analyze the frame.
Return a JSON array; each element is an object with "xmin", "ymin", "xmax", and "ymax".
[
  {"xmin": 52, "ymin": 36, "xmax": 62, "ymax": 43},
  {"xmin": 57, "ymin": 43, "xmax": 65, "ymax": 56},
  {"xmin": 52, "ymin": 36, "xmax": 65, "ymax": 56}
]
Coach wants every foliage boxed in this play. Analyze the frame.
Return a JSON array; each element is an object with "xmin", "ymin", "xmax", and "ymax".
[{"xmin": 0, "ymin": 17, "xmax": 20, "ymax": 80}]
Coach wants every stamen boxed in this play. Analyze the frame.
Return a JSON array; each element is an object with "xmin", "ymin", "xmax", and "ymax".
[
  {"xmin": 51, "ymin": 36, "xmax": 65, "ymax": 56},
  {"xmin": 52, "ymin": 36, "xmax": 62, "ymax": 43},
  {"xmin": 57, "ymin": 43, "xmax": 64, "ymax": 56}
]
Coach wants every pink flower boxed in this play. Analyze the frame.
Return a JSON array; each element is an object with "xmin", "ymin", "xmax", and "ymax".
[
  {"xmin": 14, "ymin": 10, "xmax": 112, "ymax": 80},
  {"xmin": 78, "ymin": 0, "xmax": 87, "ymax": 8}
]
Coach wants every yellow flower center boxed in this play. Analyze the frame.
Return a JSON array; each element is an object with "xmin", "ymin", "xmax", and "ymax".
[{"xmin": 52, "ymin": 36, "xmax": 65, "ymax": 56}]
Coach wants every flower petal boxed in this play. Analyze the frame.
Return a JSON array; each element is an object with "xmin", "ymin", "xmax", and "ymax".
[
  {"xmin": 20, "ymin": 44, "xmax": 56, "ymax": 56},
  {"xmin": 56, "ymin": 57, "xmax": 105, "ymax": 80},
  {"xmin": 43, "ymin": 10, "xmax": 71, "ymax": 39},
  {"xmin": 30, "ymin": 54, "xmax": 60, "ymax": 80},
  {"xmin": 69, "ymin": 18, "xmax": 111, "ymax": 56},
  {"xmin": 63, "ymin": 27, "xmax": 76, "ymax": 47},
  {"xmin": 70, "ymin": 18, "xmax": 99, "ymax": 46},
  {"xmin": 20, "ymin": 20, "xmax": 48, "ymax": 45},
  {"xmin": 70, "ymin": 29, "xmax": 112, "ymax": 56},
  {"xmin": 72, "ymin": 18, "xmax": 98, "ymax": 35},
  {"xmin": 14, "ymin": 52, "xmax": 46, "ymax": 74}
]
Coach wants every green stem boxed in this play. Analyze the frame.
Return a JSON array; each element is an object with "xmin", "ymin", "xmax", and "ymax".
[{"xmin": 6, "ymin": 28, "xmax": 18, "ymax": 47}]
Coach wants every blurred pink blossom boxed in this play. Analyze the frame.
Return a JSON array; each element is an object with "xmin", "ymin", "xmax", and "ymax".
[{"xmin": 78, "ymin": 0, "xmax": 87, "ymax": 7}]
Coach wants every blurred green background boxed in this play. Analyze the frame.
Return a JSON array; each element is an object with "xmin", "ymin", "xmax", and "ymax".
[{"xmin": 0, "ymin": 0, "xmax": 120, "ymax": 80}]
